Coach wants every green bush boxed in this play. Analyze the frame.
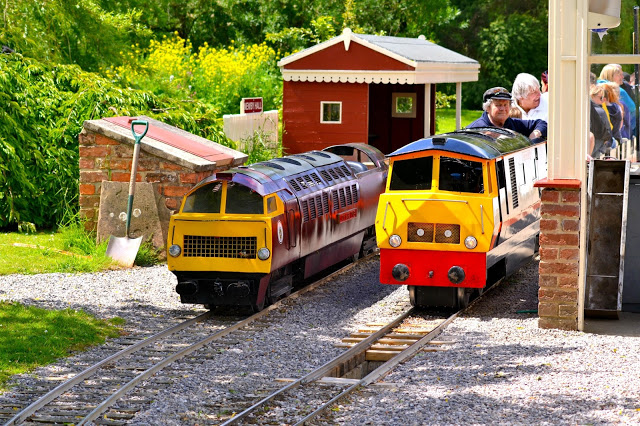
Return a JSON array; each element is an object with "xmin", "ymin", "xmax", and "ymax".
[{"xmin": 0, "ymin": 53, "xmax": 230, "ymax": 230}]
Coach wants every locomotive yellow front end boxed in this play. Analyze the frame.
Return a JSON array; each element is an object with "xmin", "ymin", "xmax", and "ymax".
[
  {"xmin": 167, "ymin": 176, "xmax": 284, "ymax": 309},
  {"xmin": 375, "ymin": 129, "xmax": 542, "ymax": 308},
  {"xmin": 375, "ymin": 150, "xmax": 496, "ymax": 293}
]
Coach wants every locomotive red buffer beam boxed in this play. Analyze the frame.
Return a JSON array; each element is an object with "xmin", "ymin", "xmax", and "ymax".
[{"xmin": 380, "ymin": 249, "xmax": 487, "ymax": 288}]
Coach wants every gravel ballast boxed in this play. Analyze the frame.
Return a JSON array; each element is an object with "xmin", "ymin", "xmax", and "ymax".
[{"xmin": 1, "ymin": 256, "xmax": 640, "ymax": 425}]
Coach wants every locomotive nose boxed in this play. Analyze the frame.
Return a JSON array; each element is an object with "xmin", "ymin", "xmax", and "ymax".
[
  {"xmin": 392, "ymin": 263, "xmax": 410, "ymax": 282},
  {"xmin": 448, "ymin": 266, "xmax": 465, "ymax": 284}
]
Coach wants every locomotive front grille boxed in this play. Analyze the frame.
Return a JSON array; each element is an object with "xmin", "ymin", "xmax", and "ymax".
[
  {"xmin": 183, "ymin": 235, "xmax": 257, "ymax": 258},
  {"xmin": 408, "ymin": 222, "xmax": 435, "ymax": 242},
  {"xmin": 407, "ymin": 223, "xmax": 460, "ymax": 244},
  {"xmin": 435, "ymin": 224, "xmax": 460, "ymax": 244}
]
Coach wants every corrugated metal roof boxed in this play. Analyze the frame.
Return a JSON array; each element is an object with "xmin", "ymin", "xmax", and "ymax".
[{"xmin": 356, "ymin": 34, "xmax": 478, "ymax": 65}]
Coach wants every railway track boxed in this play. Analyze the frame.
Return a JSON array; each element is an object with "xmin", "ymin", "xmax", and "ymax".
[
  {"xmin": 217, "ymin": 281, "xmax": 498, "ymax": 425},
  {"xmin": 1, "ymin": 258, "xmax": 367, "ymax": 426}
]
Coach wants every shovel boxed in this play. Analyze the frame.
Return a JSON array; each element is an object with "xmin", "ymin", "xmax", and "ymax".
[{"xmin": 106, "ymin": 119, "xmax": 149, "ymax": 267}]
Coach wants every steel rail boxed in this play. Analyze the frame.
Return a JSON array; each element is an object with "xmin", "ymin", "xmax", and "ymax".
[
  {"xmin": 220, "ymin": 307, "xmax": 414, "ymax": 426},
  {"xmin": 4, "ymin": 311, "xmax": 213, "ymax": 426},
  {"xmin": 77, "ymin": 256, "xmax": 372, "ymax": 425},
  {"xmin": 293, "ymin": 309, "xmax": 457, "ymax": 425},
  {"xmin": 7, "ymin": 255, "xmax": 372, "ymax": 426},
  {"xmin": 295, "ymin": 272, "xmax": 509, "ymax": 425}
]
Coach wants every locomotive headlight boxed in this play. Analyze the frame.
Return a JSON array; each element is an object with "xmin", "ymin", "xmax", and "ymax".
[
  {"xmin": 389, "ymin": 234, "xmax": 402, "ymax": 248},
  {"xmin": 257, "ymin": 247, "xmax": 271, "ymax": 260},
  {"xmin": 168, "ymin": 244, "xmax": 182, "ymax": 257},
  {"xmin": 464, "ymin": 236, "xmax": 478, "ymax": 249}
]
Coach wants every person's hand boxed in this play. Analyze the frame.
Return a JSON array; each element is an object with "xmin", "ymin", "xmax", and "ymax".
[{"xmin": 529, "ymin": 129, "xmax": 542, "ymax": 139}]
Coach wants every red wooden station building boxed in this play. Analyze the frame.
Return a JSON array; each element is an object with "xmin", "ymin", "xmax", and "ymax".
[{"xmin": 278, "ymin": 28, "xmax": 480, "ymax": 155}]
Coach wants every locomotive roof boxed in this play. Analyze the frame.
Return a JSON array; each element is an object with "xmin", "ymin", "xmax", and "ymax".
[
  {"xmin": 235, "ymin": 150, "xmax": 344, "ymax": 183},
  {"xmin": 387, "ymin": 128, "xmax": 536, "ymax": 160},
  {"xmin": 199, "ymin": 149, "xmax": 350, "ymax": 196}
]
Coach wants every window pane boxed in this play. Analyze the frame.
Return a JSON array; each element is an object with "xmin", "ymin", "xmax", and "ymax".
[
  {"xmin": 389, "ymin": 157, "xmax": 433, "ymax": 190},
  {"xmin": 322, "ymin": 103, "xmax": 341, "ymax": 122},
  {"xmin": 439, "ymin": 157, "xmax": 484, "ymax": 193},
  {"xmin": 266, "ymin": 196, "xmax": 277, "ymax": 213},
  {"xmin": 396, "ymin": 96, "xmax": 413, "ymax": 114},
  {"xmin": 226, "ymin": 182, "xmax": 264, "ymax": 214},
  {"xmin": 182, "ymin": 182, "xmax": 222, "ymax": 213}
]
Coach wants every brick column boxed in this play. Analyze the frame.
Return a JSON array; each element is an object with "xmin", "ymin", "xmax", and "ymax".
[{"xmin": 535, "ymin": 179, "xmax": 582, "ymax": 330}]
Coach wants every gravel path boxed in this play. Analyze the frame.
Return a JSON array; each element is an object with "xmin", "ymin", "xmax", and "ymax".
[{"xmin": 1, "ymin": 256, "xmax": 640, "ymax": 425}]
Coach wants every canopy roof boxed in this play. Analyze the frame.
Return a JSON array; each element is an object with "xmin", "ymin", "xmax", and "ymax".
[{"xmin": 278, "ymin": 28, "xmax": 480, "ymax": 84}]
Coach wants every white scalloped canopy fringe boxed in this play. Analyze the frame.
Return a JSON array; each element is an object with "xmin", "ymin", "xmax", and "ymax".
[{"xmin": 283, "ymin": 74, "xmax": 413, "ymax": 84}]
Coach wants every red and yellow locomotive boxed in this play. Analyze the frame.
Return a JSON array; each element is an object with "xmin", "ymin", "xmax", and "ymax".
[
  {"xmin": 167, "ymin": 143, "xmax": 387, "ymax": 311},
  {"xmin": 375, "ymin": 128, "xmax": 547, "ymax": 308}
]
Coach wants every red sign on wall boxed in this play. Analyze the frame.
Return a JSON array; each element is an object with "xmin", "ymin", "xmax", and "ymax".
[{"xmin": 241, "ymin": 97, "xmax": 263, "ymax": 114}]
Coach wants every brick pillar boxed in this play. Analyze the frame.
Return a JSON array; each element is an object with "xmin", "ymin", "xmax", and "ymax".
[{"xmin": 536, "ymin": 181, "xmax": 581, "ymax": 330}]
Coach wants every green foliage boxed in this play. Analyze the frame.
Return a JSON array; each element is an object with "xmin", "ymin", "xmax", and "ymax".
[
  {"xmin": 0, "ymin": 301, "xmax": 121, "ymax": 388},
  {"xmin": 266, "ymin": 16, "xmax": 337, "ymax": 54},
  {"xmin": 342, "ymin": 0, "xmax": 460, "ymax": 40},
  {"xmin": 2, "ymin": 0, "xmax": 152, "ymax": 72},
  {"xmin": 242, "ymin": 130, "xmax": 281, "ymax": 164},
  {"xmin": 0, "ymin": 53, "xmax": 229, "ymax": 229},
  {"xmin": 111, "ymin": 33, "xmax": 283, "ymax": 116},
  {"xmin": 436, "ymin": 92, "xmax": 458, "ymax": 109},
  {"xmin": 474, "ymin": 12, "xmax": 548, "ymax": 105},
  {"xmin": 134, "ymin": 241, "xmax": 162, "ymax": 267}
]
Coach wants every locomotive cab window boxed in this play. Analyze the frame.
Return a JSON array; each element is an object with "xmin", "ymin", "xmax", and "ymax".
[
  {"xmin": 389, "ymin": 156, "xmax": 433, "ymax": 190},
  {"xmin": 439, "ymin": 157, "xmax": 484, "ymax": 194},
  {"xmin": 266, "ymin": 196, "xmax": 277, "ymax": 214},
  {"xmin": 182, "ymin": 182, "xmax": 222, "ymax": 213},
  {"xmin": 225, "ymin": 182, "xmax": 264, "ymax": 214}
]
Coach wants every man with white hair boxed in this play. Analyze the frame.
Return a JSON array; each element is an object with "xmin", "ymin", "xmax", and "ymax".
[
  {"xmin": 511, "ymin": 72, "xmax": 548, "ymax": 121},
  {"xmin": 466, "ymin": 87, "xmax": 547, "ymax": 140}
]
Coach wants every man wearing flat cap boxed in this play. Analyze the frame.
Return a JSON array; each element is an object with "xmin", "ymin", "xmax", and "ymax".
[{"xmin": 467, "ymin": 87, "xmax": 547, "ymax": 141}]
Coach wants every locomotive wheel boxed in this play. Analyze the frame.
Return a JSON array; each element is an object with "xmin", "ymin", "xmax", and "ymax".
[
  {"xmin": 250, "ymin": 298, "xmax": 265, "ymax": 313},
  {"xmin": 456, "ymin": 288, "xmax": 471, "ymax": 309}
]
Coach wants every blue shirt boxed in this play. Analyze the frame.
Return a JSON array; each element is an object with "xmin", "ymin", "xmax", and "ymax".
[{"xmin": 466, "ymin": 111, "xmax": 547, "ymax": 139}]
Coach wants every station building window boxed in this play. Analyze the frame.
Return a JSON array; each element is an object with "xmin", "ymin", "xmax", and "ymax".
[
  {"xmin": 392, "ymin": 93, "xmax": 416, "ymax": 118},
  {"xmin": 321, "ymin": 101, "xmax": 342, "ymax": 123}
]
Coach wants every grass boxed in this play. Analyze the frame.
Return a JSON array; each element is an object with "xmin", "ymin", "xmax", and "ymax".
[
  {"xmin": 0, "ymin": 221, "xmax": 162, "ymax": 275},
  {"xmin": 435, "ymin": 108, "xmax": 482, "ymax": 133},
  {"xmin": 0, "ymin": 220, "xmax": 153, "ymax": 389},
  {"xmin": 0, "ymin": 301, "xmax": 122, "ymax": 389}
]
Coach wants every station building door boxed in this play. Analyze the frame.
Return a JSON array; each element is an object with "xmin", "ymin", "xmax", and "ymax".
[{"xmin": 368, "ymin": 83, "xmax": 432, "ymax": 154}]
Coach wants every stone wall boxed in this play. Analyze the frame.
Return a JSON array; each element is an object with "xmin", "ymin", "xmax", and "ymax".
[
  {"xmin": 537, "ymin": 184, "xmax": 581, "ymax": 330},
  {"xmin": 79, "ymin": 128, "xmax": 217, "ymax": 232}
]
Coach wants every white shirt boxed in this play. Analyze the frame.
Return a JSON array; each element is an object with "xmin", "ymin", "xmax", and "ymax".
[{"xmin": 515, "ymin": 93, "xmax": 548, "ymax": 122}]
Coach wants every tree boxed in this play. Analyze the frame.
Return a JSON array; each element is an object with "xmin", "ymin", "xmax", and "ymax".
[{"xmin": 2, "ymin": 0, "xmax": 151, "ymax": 72}]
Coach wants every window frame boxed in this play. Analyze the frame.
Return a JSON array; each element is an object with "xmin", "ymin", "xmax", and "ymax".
[
  {"xmin": 320, "ymin": 101, "xmax": 342, "ymax": 124},
  {"xmin": 391, "ymin": 92, "xmax": 417, "ymax": 118}
]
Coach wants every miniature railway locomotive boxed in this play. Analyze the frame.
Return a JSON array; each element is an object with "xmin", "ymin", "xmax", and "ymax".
[
  {"xmin": 167, "ymin": 143, "xmax": 387, "ymax": 311},
  {"xmin": 375, "ymin": 128, "xmax": 547, "ymax": 309}
]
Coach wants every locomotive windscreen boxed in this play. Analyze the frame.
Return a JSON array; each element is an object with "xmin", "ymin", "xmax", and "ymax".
[
  {"xmin": 181, "ymin": 182, "xmax": 264, "ymax": 214},
  {"xmin": 389, "ymin": 156, "xmax": 433, "ymax": 190},
  {"xmin": 225, "ymin": 183, "xmax": 263, "ymax": 214},
  {"xmin": 439, "ymin": 157, "xmax": 484, "ymax": 194},
  {"xmin": 182, "ymin": 182, "xmax": 222, "ymax": 213}
]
